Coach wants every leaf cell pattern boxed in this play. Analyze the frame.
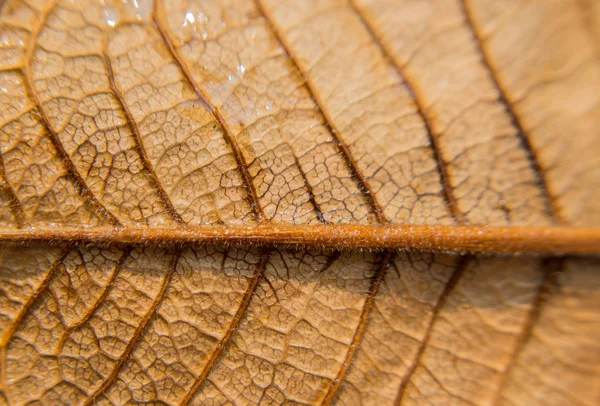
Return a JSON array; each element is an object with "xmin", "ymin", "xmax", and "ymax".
[{"xmin": 0, "ymin": 0, "xmax": 598, "ymax": 405}]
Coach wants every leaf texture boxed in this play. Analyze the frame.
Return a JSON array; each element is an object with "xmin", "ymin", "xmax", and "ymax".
[{"xmin": 0, "ymin": 0, "xmax": 598, "ymax": 405}]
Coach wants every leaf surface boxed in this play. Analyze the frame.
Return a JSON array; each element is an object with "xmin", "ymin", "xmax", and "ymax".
[{"xmin": 0, "ymin": 0, "xmax": 598, "ymax": 405}]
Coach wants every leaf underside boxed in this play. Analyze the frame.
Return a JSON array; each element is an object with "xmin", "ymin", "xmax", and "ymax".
[{"xmin": 0, "ymin": 0, "xmax": 598, "ymax": 405}]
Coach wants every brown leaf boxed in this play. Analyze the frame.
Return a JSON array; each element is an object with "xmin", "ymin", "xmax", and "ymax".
[{"xmin": 0, "ymin": 0, "xmax": 598, "ymax": 405}]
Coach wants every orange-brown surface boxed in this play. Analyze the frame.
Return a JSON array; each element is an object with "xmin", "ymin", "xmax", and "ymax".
[{"xmin": 0, "ymin": 0, "xmax": 598, "ymax": 405}]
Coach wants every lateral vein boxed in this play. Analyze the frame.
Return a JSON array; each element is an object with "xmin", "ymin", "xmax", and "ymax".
[
  {"xmin": 83, "ymin": 249, "xmax": 182, "ymax": 405},
  {"xmin": 101, "ymin": 47, "xmax": 184, "ymax": 223},
  {"xmin": 394, "ymin": 256, "xmax": 471, "ymax": 405},
  {"xmin": 349, "ymin": 0, "xmax": 464, "ymax": 224},
  {"xmin": 21, "ymin": 3, "xmax": 121, "ymax": 226},
  {"xmin": 0, "ymin": 153, "xmax": 25, "ymax": 227},
  {"xmin": 180, "ymin": 250, "xmax": 272, "ymax": 405},
  {"xmin": 255, "ymin": 0, "xmax": 388, "ymax": 224},
  {"xmin": 152, "ymin": 0, "xmax": 266, "ymax": 222},
  {"xmin": 460, "ymin": 0, "xmax": 562, "ymax": 223},
  {"xmin": 322, "ymin": 251, "xmax": 395, "ymax": 405}
]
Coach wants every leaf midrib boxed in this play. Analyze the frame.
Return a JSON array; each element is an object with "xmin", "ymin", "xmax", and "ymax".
[{"xmin": 1, "ymin": 224, "xmax": 598, "ymax": 254}]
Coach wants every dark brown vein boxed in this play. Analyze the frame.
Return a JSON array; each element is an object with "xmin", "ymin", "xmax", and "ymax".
[
  {"xmin": 321, "ymin": 251, "xmax": 395, "ymax": 405},
  {"xmin": 254, "ymin": 0, "xmax": 388, "ymax": 224},
  {"xmin": 180, "ymin": 250, "xmax": 272, "ymax": 405},
  {"xmin": 321, "ymin": 251, "xmax": 342, "ymax": 274},
  {"xmin": 83, "ymin": 249, "xmax": 181, "ymax": 406},
  {"xmin": 460, "ymin": 0, "xmax": 561, "ymax": 223},
  {"xmin": 491, "ymin": 258, "xmax": 563, "ymax": 406},
  {"xmin": 348, "ymin": 0, "xmax": 464, "ymax": 224},
  {"xmin": 102, "ymin": 48, "xmax": 184, "ymax": 223},
  {"xmin": 0, "ymin": 247, "xmax": 70, "ymax": 399},
  {"xmin": 393, "ymin": 255, "xmax": 471, "ymax": 405},
  {"xmin": 22, "ymin": 7, "xmax": 120, "ymax": 226},
  {"xmin": 293, "ymin": 155, "xmax": 326, "ymax": 223},
  {"xmin": 55, "ymin": 247, "xmax": 132, "ymax": 354},
  {"xmin": 152, "ymin": 1, "xmax": 265, "ymax": 222},
  {"xmin": 0, "ymin": 153, "xmax": 25, "ymax": 227}
]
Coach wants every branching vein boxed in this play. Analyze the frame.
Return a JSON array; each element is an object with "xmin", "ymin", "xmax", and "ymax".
[
  {"xmin": 152, "ymin": 0, "xmax": 266, "ymax": 222},
  {"xmin": 0, "ymin": 247, "xmax": 70, "ymax": 403},
  {"xmin": 322, "ymin": 251, "xmax": 394, "ymax": 405},
  {"xmin": 180, "ymin": 250, "xmax": 272, "ymax": 405},
  {"xmin": 393, "ymin": 255, "xmax": 471, "ymax": 404},
  {"xmin": 0, "ymin": 153, "xmax": 25, "ymax": 227},
  {"xmin": 460, "ymin": 0, "xmax": 561, "ymax": 223},
  {"xmin": 349, "ymin": 0, "xmax": 465, "ymax": 224},
  {"xmin": 83, "ymin": 249, "xmax": 182, "ymax": 405},
  {"xmin": 255, "ymin": 0, "xmax": 388, "ymax": 225},
  {"xmin": 491, "ymin": 259, "xmax": 563, "ymax": 405},
  {"xmin": 21, "ymin": 4, "xmax": 121, "ymax": 226},
  {"xmin": 102, "ymin": 47, "xmax": 184, "ymax": 223}
]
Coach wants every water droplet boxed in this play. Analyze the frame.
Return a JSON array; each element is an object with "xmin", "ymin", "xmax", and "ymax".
[
  {"xmin": 116, "ymin": 0, "xmax": 153, "ymax": 21},
  {"xmin": 103, "ymin": 6, "xmax": 119, "ymax": 27},
  {"xmin": 249, "ymin": 26, "xmax": 257, "ymax": 41},
  {"xmin": 181, "ymin": 8, "xmax": 208, "ymax": 37},
  {"xmin": 237, "ymin": 64, "xmax": 246, "ymax": 74},
  {"xmin": 131, "ymin": 0, "xmax": 153, "ymax": 20},
  {"xmin": 183, "ymin": 11, "xmax": 195, "ymax": 26}
]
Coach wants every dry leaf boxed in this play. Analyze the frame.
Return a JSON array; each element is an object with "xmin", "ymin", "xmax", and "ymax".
[{"xmin": 0, "ymin": 0, "xmax": 598, "ymax": 405}]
